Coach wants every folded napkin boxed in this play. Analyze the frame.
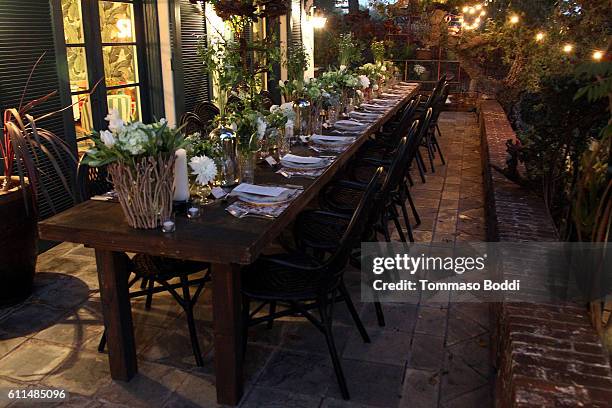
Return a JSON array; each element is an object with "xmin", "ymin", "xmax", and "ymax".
[
  {"xmin": 277, "ymin": 167, "xmax": 326, "ymax": 179},
  {"xmin": 311, "ymin": 134, "xmax": 355, "ymax": 143},
  {"xmin": 226, "ymin": 190, "xmax": 302, "ymax": 218},
  {"xmin": 349, "ymin": 111, "xmax": 381, "ymax": 120},
  {"xmin": 232, "ymin": 183, "xmax": 287, "ymax": 197},
  {"xmin": 281, "ymin": 154, "xmax": 322, "ymax": 164}
]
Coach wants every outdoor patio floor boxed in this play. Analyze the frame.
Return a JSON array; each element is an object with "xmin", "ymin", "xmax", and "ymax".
[{"xmin": 0, "ymin": 111, "xmax": 493, "ymax": 408}]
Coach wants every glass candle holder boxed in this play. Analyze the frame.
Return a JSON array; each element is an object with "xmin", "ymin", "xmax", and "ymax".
[
  {"xmin": 161, "ymin": 214, "xmax": 176, "ymax": 233},
  {"xmin": 187, "ymin": 205, "xmax": 201, "ymax": 219}
]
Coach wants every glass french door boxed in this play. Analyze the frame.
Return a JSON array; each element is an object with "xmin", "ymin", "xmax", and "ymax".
[{"xmin": 59, "ymin": 0, "xmax": 148, "ymax": 153}]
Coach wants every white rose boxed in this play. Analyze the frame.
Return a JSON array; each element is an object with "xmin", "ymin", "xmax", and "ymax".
[
  {"xmin": 373, "ymin": 84, "xmax": 379, "ymax": 91},
  {"xmin": 340, "ymin": 65, "xmax": 347, "ymax": 71},
  {"xmin": 256, "ymin": 116, "xmax": 267, "ymax": 139},
  {"xmin": 270, "ymin": 105, "xmax": 280, "ymax": 113},
  {"xmin": 100, "ymin": 130, "xmax": 116, "ymax": 147},
  {"xmin": 105, "ymin": 109, "xmax": 125, "ymax": 133}
]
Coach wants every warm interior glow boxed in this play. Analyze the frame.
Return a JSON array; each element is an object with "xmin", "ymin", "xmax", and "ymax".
[
  {"xmin": 509, "ymin": 15, "xmax": 519, "ymax": 24},
  {"xmin": 310, "ymin": 15, "xmax": 327, "ymax": 29},
  {"xmin": 563, "ymin": 44, "xmax": 574, "ymax": 53},
  {"xmin": 592, "ymin": 50, "xmax": 604, "ymax": 61}
]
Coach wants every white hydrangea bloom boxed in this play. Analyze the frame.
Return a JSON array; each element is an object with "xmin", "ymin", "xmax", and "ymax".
[
  {"xmin": 117, "ymin": 122, "xmax": 150, "ymax": 155},
  {"xmin": 358, "ymin": 75, "xmax": 370, "ymax": 89}
]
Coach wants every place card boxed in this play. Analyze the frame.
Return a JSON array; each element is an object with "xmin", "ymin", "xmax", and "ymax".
[
  {"xmin": 233, "ymin": 183, "xmax": 287, "ymax": 197},
  {"xmin": 265, "ymin": 156, "xmax": 278, "ymax": 166},
  {"xmin": 211, "ymin": 187, "xmax": 227, "ymax": 199}
]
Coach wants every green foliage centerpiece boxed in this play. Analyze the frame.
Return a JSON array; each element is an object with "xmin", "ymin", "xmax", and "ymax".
[{"xmin": 84, "ymin": 111, "xmax": 187, "ymax": 229}]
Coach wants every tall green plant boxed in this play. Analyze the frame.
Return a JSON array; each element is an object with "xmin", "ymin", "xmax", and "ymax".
[{"xmin": 337, "ymin": 33, "xmax": 362, "ymax": 68}]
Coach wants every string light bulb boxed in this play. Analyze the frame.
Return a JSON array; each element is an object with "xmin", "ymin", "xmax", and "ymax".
[
  {"xmin": 509, "ymin": 15, "xmax": 519, "ymax": 24},
  {"xmin": 462, "ymin": 6, "xmax": 469, "ymax": 12},
  {"xmin": 562, "ymin": 44, "xmax": 574, "ymax": 53},
  {"xmin": 592, "ymin": 50, "xmax": 604, "ymax": 61},
  {"xmin": 535, "ymin": 32, "xmax": 545, "ymax": 42}
]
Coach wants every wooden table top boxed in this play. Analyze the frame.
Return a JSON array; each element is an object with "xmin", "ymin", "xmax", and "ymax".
[{"xmin": 39, "ymin": 84, "xmax": 420, "ymax": 265}]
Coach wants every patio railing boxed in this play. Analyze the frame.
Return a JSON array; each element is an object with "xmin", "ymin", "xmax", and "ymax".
[{"xmin": 393, "ymin": 59, "xmax": 467, "ymax": 93}]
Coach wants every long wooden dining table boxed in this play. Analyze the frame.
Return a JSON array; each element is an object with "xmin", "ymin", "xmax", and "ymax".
[{"xmin": 38, "ymin": 83, "xmax": 420, "ymax": 405}]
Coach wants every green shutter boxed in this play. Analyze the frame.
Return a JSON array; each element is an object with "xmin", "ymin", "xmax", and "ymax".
[{"xmin": 172, "ymin": 0, "xmax": 211, "ymax": 117}]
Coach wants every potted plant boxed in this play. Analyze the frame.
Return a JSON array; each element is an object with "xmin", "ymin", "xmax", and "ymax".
[{"xmin": 1, "ymin": 60, "xmax": 77, "ymax": 305}]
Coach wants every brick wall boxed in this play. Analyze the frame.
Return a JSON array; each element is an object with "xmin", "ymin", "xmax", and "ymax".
[{"xmin": 479, "ymin": 100, "xmax": 612, "ymax": 407}]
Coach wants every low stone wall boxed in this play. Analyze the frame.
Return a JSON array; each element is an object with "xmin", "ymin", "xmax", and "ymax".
[{"xmin": 478, "ymin": 100, "xmax": 612, "ymax": 407}]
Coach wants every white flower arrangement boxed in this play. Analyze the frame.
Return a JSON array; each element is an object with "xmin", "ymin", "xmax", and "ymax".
[
  {"xmin": 189, "ymin": 155, "xmax": 218, "ymax": 185},
  {"xmin": 84, "ymin": 110, "xmax": 186, "ymax": 168},
  {"xmin": 279, "ymin": 102, "xmax": 297, "ymax": 122},
  {"xmin": 358, "ymin": 75, "xmax": 371, "ymax": 89},
  {"xmin": 413, "ymin": 64, "xmax": 426, "ymax": 76}
]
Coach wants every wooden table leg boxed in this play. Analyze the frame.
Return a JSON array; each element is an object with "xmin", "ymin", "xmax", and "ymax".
[
  {"xmin": 211, "ymin": 263, "xmax": 244, "ymax": 405},
  {"xmin": 95, "ymin": 249, "xmax": 137, "ymax": 381}
]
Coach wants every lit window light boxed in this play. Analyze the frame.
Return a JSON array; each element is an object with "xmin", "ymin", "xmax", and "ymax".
[
  {"xmin": 562, "ymin": 44, "xmax": 574, "ymax": 53},
  {"xmin": 509, "ymin": 15, "xmax": 519, "ymax": 24},
  {"xmin": 592, "ymin": 50, "xmax": 604, "ymax": 61}
]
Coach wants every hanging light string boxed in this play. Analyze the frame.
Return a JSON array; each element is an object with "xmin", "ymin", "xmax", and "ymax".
[{"xmin": 455, "ymin": 3, "xmax": 607, "ymax": 61}]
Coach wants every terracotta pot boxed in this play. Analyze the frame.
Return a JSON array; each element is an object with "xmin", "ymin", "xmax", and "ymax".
[{"xmin": 0, "ymin": 177, "xmax": 37, "ymax": 306}]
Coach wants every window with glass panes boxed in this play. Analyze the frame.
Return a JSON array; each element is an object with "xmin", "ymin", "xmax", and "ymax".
[{"xmin": 58, "ymin": 0, "xmax": 145, "ymax": 154}]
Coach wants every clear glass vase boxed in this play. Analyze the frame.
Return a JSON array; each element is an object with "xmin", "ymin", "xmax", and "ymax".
[
  {"xmin": 238, "ymin": 150, "xmax": 256, "ymax": 184},
  {"xmin": 275, "ymin": 127, "xmax": 290, "ymax": 159},
  {"xmin": 293, "ymin": 98, "xmax": 311, "ymax": 137},
  {"xmin": 210, "ymin": 124, "xmax": 239, "ymax": 188}
]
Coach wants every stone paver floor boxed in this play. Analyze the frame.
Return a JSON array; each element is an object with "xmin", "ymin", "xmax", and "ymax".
[{"xmin": 0, "ymin": 112, "xmax": 492, "ymax": 408}]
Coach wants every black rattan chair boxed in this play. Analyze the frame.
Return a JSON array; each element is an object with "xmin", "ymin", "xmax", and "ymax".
[
  {"xmin": 194, "ymin": 101, "xmax": 220, "ymax": 133},
  {"xmin": 178, "ymin": 112, "xmax": 207, "ymax": 137},
  {"xmin": 76, "ymin": 158, "xmax": 211, "ymax": 367},
  {"xmin": 241, "ymin": 167, "xmax": 384, "ymax": 400}
]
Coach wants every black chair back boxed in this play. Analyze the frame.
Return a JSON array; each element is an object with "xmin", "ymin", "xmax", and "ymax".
[
  {"xmin": 178, "ymin": 112, "xmax": 207, "ymax": 137},
  {"xmin": 415, "ymin": 108, "xmax": 434, "ymax": 149},
  {"xmin": 381, "ymin": 96, "xmax": 420, "ymax": 150},
  {"xmin": 323, "ymin": 167, "xmax": 384, "ymax": 290},
  {"xmin": 76, "ymin": 159, "xmax": 112, "ymax": 202},
  {"xmin": 431, "ymin": 83, "xmax": 450, "ymax": 124},
  {"xmin": 194, "ymin": 101, "xmax": 220, "ymax": 131}
]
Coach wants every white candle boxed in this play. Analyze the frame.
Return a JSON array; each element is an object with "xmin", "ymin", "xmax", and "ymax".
[{"xmin": 173, "ymin": 149, "xmax": 190, "ymax": 201}]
